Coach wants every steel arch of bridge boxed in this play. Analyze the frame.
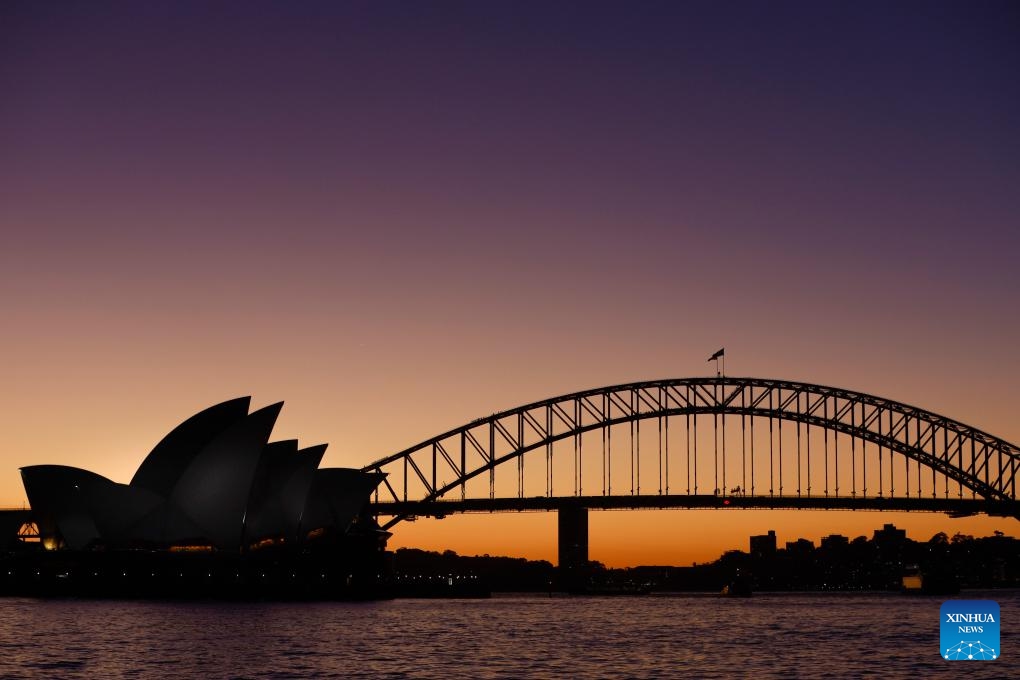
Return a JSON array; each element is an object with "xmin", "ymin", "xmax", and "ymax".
[{"xmin": 363, "ymin": 377, "xmax": 1020, "ymax": 529}]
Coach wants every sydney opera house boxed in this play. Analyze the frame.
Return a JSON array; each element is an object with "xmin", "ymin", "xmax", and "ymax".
[{"xmin": 3, "ymin": 398, "xmax": 389, "ymax": 598}]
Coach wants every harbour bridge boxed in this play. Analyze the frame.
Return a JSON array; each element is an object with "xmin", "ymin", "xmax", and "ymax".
[{"xmin": 363, "ymin": 377, "xmax": 1020, "ymax": 573}]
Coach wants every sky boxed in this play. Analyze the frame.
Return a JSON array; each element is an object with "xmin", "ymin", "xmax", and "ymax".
[{"xmin": 1, "ymin": 1, "xmax": 1018, "ymax": 566}]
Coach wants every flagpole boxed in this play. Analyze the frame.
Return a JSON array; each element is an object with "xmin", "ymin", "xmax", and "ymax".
[{"xmin": 708, "ymin": 347, "xmax": 724, "ymax": 377}]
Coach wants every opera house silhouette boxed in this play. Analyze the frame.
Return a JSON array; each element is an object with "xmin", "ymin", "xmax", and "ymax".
[
  {"xmin": 21, "ymin": 397, "xmax": 384, "ymax": 552},
  {"xmin": 4, "ymin": 398, "xmax": 389, "ymax": 598}
]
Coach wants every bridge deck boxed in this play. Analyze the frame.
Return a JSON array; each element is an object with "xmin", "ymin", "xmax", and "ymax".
[{"xmin": 370, "ymin": 495, "xmax": 1018, "ymax": 519}]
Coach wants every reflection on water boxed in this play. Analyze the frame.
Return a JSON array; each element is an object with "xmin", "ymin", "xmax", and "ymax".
[{"xmin": 0, "ymin": 591, "xmax": 1017, "ymax": 678}]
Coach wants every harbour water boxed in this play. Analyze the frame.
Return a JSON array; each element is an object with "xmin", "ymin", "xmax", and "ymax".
[{"xmin": 1, "ymin": 590, "xmax": 1017, "ymax": 678}]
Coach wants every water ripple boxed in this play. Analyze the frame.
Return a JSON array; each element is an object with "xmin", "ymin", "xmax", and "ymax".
[{"xmin": 0, "ymin": 591, "xmax": 1018, "ymax": 678}]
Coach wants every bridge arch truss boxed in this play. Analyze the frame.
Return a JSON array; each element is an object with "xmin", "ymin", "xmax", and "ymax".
[{"xmin": 363, "ymin": 378, "xmax": 1020, "ymax": 528}]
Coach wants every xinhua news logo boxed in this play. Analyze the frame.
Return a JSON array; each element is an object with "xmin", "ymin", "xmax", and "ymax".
[{"xmin": 941, "ymin": 600, "xmax": 999, "ymax": 661}]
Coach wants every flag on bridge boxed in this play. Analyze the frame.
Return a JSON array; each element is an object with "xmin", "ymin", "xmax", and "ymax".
[{"xmin": 708, "ymin": 348, "xmax": 725, "ymax": 362}]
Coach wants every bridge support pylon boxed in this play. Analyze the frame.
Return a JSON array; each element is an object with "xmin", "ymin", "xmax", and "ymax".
[{"xmin": 558, "ymin": 504, "xmax": 589, "ymax": 593}]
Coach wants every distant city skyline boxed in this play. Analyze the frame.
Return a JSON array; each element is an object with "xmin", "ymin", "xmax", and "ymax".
[{"xmin": 2, "ymin": 1, "xmax": 1018, "ymax": 566}]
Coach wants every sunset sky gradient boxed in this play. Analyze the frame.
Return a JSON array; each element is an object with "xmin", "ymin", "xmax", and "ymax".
[{"xmin": 2, "ymin": 1, "xmax": 1018, "ymax": 566}]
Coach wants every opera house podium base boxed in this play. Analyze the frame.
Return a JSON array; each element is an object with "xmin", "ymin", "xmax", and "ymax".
[{"xmin": 0, "ymin": 539, "xmax": 391, "ymax": 601}]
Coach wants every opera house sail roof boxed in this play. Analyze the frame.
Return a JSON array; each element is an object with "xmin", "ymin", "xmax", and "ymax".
[{"xmin": 20, "ymin": 398, "xmax": 384, "ymax": 552}]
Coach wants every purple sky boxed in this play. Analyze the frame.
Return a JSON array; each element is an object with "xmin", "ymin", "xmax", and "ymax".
[{"xmin": 2, "ymin": 1, "xmax": 1018, "ymax": 564}]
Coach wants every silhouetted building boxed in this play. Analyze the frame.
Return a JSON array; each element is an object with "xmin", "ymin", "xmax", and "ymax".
[
  {"xmin": 873, "ymin": 523, "xmax": 907, "ymax": 546},
  {"xmin": 20, "ymin": 397, "xmax": 385, "ymax": 552},
  {"xmin": 785, "ymin": 538, "xmax": 815, "ymax": 554},
  {"xmin": 750, "ymin": 530, "xmax": 777, "ymax": 556},
  {"xmin": 821, "ymin": 534, "xmax": 849, "ymax": 550}
]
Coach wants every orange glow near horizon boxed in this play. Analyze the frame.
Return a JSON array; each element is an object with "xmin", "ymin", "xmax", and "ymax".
[{"xmin": 383, "ymin": 509, "xmax": 1017, "ymax": 568}]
